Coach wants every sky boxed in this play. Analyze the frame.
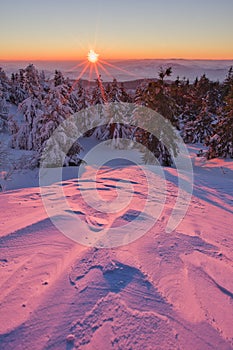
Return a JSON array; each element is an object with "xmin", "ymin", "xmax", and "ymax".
[{"xmin": 1, "ymin": 0, "xmax": 233, "ymax": 60}]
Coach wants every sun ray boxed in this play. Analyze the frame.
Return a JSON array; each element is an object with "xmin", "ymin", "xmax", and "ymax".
[
  {"xmin": 99, "ymin": 59, "xmax": 136, "ymax": 77},
  {"xmin": 75, "ymin": 62, "xmax": 90, "ymax": 81},
  {"xmin": 97, "ymin": 61, "xmax": 113, "ymax": 79},
  {"xmin": 67, "ymin": 60, "xmax": 87, "ymax": 72},
  {"xmin": 87, "ymin": 63, "xmax": 94, "ymax": 90},
  {"xmin": 88, "ymin": 63, "xmax": 94, "ymax": 81},
  {"xmin": 61, "ymin": 62, "xmax": 90, "ymax": 104},
  {"xmin": 94, "ymin": 64, "xmax": 107, "ymax": 103},
  {"xmin": 61, "ymin": 48, "xmax": 135, "ymax": 103},
  {"xmin": 94, "ymin": 63, "xmax": 100, "ymax": 79},
  {"xmin": 71, "ymin": 34, "xmax": 88, "ymax": 53},
  {"xmin": 93, "ymin": 7, "xmax": 101, "ymax": 50},
  {"xmin": 69, "ymin": 62, "xmax": 90, "ymax": 94}
]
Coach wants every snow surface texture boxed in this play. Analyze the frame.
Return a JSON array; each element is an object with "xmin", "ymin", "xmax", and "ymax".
[
  {"xmin": 38, "ymin": 103, "xmax": 193, "ymax": 248},
  {"xmin": 0, "ymin": 144, "xmax": 233, "ymax": 349}
]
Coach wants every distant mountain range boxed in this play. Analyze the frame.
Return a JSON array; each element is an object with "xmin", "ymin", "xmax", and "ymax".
[{"xmin": 1, "ymin": 59, "xmax": 232, "ymax": 82}]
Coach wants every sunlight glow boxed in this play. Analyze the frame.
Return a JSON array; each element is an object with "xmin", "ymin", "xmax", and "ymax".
[
  {"xmin": 65, "ymin": 46, "xmax": 136, "ymax": 103},
  {"xmin": 87, "ymin": 50, "xmax": 99, "ymax": 63}
]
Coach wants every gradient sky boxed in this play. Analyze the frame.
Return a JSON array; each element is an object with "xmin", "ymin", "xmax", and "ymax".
[{"xmin": 1, "ymin": 0, "xmax": 233, "ymax": 60}]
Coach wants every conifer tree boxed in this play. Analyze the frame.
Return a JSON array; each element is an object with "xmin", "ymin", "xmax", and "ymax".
[
  {"xmin": 54, "ymin": 70, "xmax": 65, "ymax": 87},
  {"xmin": 91, "ymin": 75, "xmax": 107, "ymax": 105},
  {"xmin": 206, "ymin": 84, "xmax": 233, "ymax": 159},
  {"xmin": 24, "ymin": 64, "xmax": 41, "ymax": 98},
  {"xmin": 133, "ymin": 68, "xmax": 179, "ymax": 165}
]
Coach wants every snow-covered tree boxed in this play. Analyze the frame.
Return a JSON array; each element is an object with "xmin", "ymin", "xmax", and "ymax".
[
  {"xmin": 206, "ymin": 84, "xmax": 233, "ymax": 159},
  {"xmin": 119, "ymin": 82, "xmax": 131, "ymax": 102},
  {"xmin": 97, "ymin": 79, "xmax": 133, "ymax": 145},
  {"xmin": 132, "ymin": 68, "xmax": 179, "ymax": 165},
  {"xmin": 39, "ymin": 112, "xmax": 83, "ymax": 168},
  {"xmin": 10, "ymin": 74, "xmax": 83, "ymax": 167},
  {"xmin": 0, "ymin": 70, "xmax": 10, "ymax": 129},
  {"xmin": 11, "ymin": 96, "xmax": 43, "ymax": 150},
  {"xmin": 91, "ymin": 76, "xmax": 107, "ymax": 105},
  {"xmin": 10, "ymin": 71, "xmax": 27, "ymax": 104},
  {"xmin": 24, "ymin": 64, "xmax": 41, "ymax": 98},
  {"xmin": 134, "ymin": 81, "xmax": 148, "ymax": 106},
  {"xmin": 54, "ymin": 70, "xmax": 65, "ymax": 87},
  {"xmin": 139, "ymin": 68, "xmax": 179, "ymax": 128},
  {"xmin": 0, "ymin": 89, "xmax": 8, "ymax": 120},
  {"xmin": 0, "ymin": 68, "xmax": 11, "ymax": 101},
  {"xmin": 40, "ymin": 85, "xmax": 73, "ymax": 134},
  {"xmin": 68, "ymin": 81, "xmax": 90, "ymax": 113},
  {"xmin": 107, "ymin": 78, "xmax": 121, "ymax": 102},
  {"xmin": 88, "ymin": 79, "xmax": 134, "ymax": 145},
  {"xmin": 178, "ymin": 74, "xmax": 222, "ymax": 144},
  {"xmin": 77, "ymin": 84, "xmax": 91, "ymax": 111},
  {"xmin": 0, "ymin": 69, "xmax": 10, "ymax": 126},
  {"xmin": 183, "ymin": 95, "xmax": 217, "ymax": 143}
]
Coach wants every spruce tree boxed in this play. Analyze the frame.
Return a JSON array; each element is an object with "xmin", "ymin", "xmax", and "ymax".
[
  {"xmin": 54, "ymin": 70, "xmax": 65, "ymax": 87},
  {"xmin": 133, "ymin": 68, "xmax": 179, "ymax": 165},
  {"xmin": 206, "ymin": 84, "xmax": 233, "ymax": 159}
]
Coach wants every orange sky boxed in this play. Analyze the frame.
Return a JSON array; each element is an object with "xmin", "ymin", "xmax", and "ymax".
[{"xmin": 1, "ymin": 0, "xmax": 233, "ymax": 61}]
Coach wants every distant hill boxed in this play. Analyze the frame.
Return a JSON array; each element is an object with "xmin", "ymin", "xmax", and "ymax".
[
  {"xmin": 1, "ymin": 59, "xmax": 232, "ymax": 82},
  {"xmin": 78, "ymin": 78, "xmax": 159, "ymax": 90}
]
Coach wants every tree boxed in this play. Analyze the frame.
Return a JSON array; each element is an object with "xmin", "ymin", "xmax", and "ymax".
[
  {"xmin": 158, "ymin": 66, "xmax": 172, "ymax": 83},
  {"xmin": 0, "ymin": 68, "xmax": 11, "ymax": 100},
  {"xmin": 140, "ymin": 68, "xmax": 178, "ymax": 128},
  {"xmin": 10, "ymin": 71, "xmax": 27, "ymax": 104},
  {"xmin": 11, "ymin": 96, "xmax": 43, "ymax": 150},
  {"xmin": 88, "ymin": 78, "xmax": 134, "ymax": 146},
  {"xmin": 72, "ymin": 81, "xmax": 90, "ymax": 112},
  {"xmin": 12, "ymin": 84, "xmax": 83, "ymax": 167},
  {"xmin": 179, "ymin": 75, "xmax": 221, "ymax": 144},
  {"xmin": 54, "ymin": 70, "xmax": 65, "ymax": 87},
  {"xmin": 119, "ymin": 82, "xmax": 131, "ymax": 102},
  {"xmin": 24, "ymin": 64, "xmax": 41, "ymax": 97},
  {"xmin": 134, "ymin": 80, "xmax": 148, "ymax": 106},
  {"xmin": 132, "ymin": 68, "xmax": 179, "ymax": 166},
  {"xmin": 0, "ymin": 86, "xmax": 8, "ymax": 119},
  {"xmin": 91, "ymin": 75, "xmax": 107, "ymax": 105},
  {"xmin": 88, "ymin": 76, "xmax": 108, "ymax": 139},
  {"xmin": 223, "ymin": 66, "xmax": 233, "ymax": 97},
  {"xmin": 206, "ymin": 84, "xmax": 233, "ymax": 159},
  {"xmin": 183, "ymin": 94, "xmax": 217, "ymax": 144}
]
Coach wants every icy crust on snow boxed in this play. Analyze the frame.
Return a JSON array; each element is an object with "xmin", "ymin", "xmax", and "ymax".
[{"xmin": 0, "ymin": 146, "xmax": 233, "ymax": 349}]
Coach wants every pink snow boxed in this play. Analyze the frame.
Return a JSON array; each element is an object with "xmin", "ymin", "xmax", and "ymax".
[{"xmin": 0, "ymin": 145, "xmax": 233, "ymax": 349}]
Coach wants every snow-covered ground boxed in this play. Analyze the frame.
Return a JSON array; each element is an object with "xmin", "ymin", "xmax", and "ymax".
[{"xmin": 0, "ymin": 143, "xmax": 233, "ymax": 349}]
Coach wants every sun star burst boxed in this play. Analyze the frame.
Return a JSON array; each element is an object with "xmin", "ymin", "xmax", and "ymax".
[{"xmin": 87, "ymin": 49, "xmax": 99, "ymax": 63}]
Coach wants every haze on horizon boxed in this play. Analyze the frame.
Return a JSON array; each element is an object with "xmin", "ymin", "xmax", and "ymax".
[{"xmin": 1, "ymin": 0, "xmax": 233, "ymax": 61}]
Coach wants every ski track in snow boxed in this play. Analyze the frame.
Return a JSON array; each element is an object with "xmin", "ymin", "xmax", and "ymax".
[{"xmin": 0, "ymin": 148, "xmax": 233, "ymax": 349}]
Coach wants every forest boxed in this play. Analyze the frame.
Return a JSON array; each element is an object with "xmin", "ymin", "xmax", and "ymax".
[{"xmin": 0, "ymin": 64, "xmax": 232, "ymax": 168}]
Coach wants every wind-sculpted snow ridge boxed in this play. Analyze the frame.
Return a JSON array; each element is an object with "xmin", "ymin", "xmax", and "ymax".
[{"xmin": 0, "ymin": 151, "xmax": 233, "ymax": 349}]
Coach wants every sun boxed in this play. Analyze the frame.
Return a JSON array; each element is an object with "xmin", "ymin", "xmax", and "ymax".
[
  {"xmin": 67, "ymin": 48, "xmax": 135, "ymax": 98},
  {"xmin": 87, "ymin": 49, "xmax": 99, "ymax": 63}
]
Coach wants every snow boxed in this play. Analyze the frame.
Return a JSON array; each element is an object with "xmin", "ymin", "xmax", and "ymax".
[{"xmin": 0, "ymin": 141, "xmax": 233, "ymax": 349}]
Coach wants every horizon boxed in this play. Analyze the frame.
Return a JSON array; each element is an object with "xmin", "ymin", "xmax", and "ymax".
[
  {"xmin": 1, "ymin": 57, "xmax": 232, "ymax": 83},
  {"xmin": 1, "ymin": 58, "xmax": 233, "ymax": 62}
]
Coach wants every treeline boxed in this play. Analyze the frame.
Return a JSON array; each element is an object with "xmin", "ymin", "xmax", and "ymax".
[{"xmin": 0, "ymin": 64, "xmax": 232, "ymax": 167}]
